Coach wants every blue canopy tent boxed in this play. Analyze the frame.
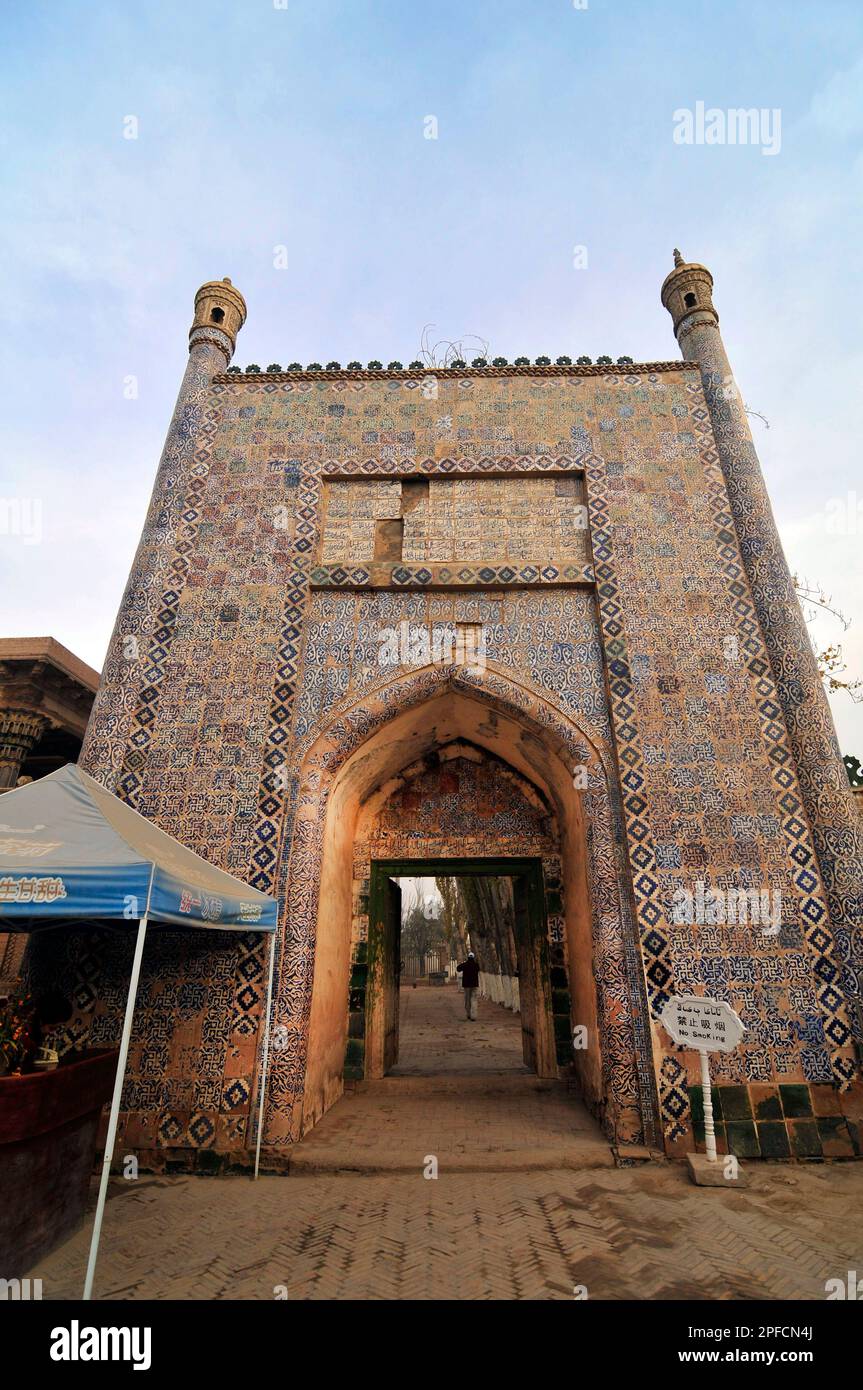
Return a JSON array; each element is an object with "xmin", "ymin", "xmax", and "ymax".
[{"xmin": 0, "ymin": 763, "xmax": 279, "ymax": 1298}]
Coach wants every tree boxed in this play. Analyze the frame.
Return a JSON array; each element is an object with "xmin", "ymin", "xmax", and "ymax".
[
  {"xmin": 794, "ymin": 576, "xmax": 862, "ymax": 703},
  {"xmin": 435, "ymin": 877, "xmax": 466, "ymax": 958},
  {"xmin": 401, "ymin": 900, "xmax": 446, "ymax": 972},
  {"xmin": 434, "ymin": 876, "xmax": 518, "ymax": 974}
]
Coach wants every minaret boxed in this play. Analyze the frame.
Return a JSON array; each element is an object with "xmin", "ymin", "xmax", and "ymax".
[
  {"xmin": 661, "ymin": 251, "xmax": 863, "ymax": 1048},
  {"xmin": 80, "ymin": 279, "xmax": 246, "ymax": 785}
]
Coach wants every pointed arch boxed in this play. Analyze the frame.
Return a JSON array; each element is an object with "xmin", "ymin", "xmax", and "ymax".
[{"xmin": 262, "ymin": 662, "xmax": 659, "ymax": 1149}]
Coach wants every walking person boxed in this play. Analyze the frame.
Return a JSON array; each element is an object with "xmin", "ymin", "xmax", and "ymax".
[{"xmin": 457, "ymin": 950, "xmax": 480, "ymax": 1021}]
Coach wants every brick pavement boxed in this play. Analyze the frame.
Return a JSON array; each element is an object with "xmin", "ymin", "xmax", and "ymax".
[
  {"xmin": 290, "ymin": 986, "xmax": 610, "ymax": 1172},
  {"xmin": 28, "ymin": 987, "xmax": 863, "ymax": 1300},
  {"xmin": 392, "ymin": 983, "xmax": 528, "ymax": 1074},
  {"xmin": 33, "ymin": 1161, "xmax": 863, "ymax": 1301}
]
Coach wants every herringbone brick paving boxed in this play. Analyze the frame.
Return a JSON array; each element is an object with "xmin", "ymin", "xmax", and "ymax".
[
  {"xmin": 30, "ymin": 986, "xmax": 863, "ymax": 1300},
  {"xmin": 33, "ymin": 1163, "xmax": 863, "ymax": 1300}
]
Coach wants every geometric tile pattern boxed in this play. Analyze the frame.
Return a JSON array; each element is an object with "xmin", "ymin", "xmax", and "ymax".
[
  {"xmin": 270, "ymin": 658, "xmax": 651, "ymax": 1147},
  {"xmin": 689, "ymin": 389, "xmax": 856, "ymax": 1090},
  {"xmin": 683, "ymin": 318, "xmax": 863, "ymax": 1071},
  {"xmin": 309, "ymin": 562, "xmax": 596, "ymax": 589},
  {"xmin": 64, "ymin": 357, "xmax": 861, "ymax": 1163}
]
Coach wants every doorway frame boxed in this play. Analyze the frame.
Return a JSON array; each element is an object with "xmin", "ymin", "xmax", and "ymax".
[{"xmin": 365, "ymin": 856, "xmax": 556, "ymax": 1080}]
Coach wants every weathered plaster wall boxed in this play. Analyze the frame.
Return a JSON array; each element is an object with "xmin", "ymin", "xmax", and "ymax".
[{"xmin": 321, "ymin": 475, "xmax": 589, "ymax": 564}]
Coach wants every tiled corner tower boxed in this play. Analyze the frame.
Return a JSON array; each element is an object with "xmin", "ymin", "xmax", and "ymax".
[
  {"xmin": 45, "ymin": 255, "xmax": 862, "ymax": 1167},
  {"xmin": 661, "ymin": 251, "xmax": 863, "ymax": 1048}
]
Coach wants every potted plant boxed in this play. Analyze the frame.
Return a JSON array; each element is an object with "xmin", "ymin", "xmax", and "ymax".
[
  {"xmin": 0, "ymin": 988, "xmax": 119, "ymax": 1273},
  {"xmin": 0, "ymin": 991, "xmax": 34, "ymax": 1077}
]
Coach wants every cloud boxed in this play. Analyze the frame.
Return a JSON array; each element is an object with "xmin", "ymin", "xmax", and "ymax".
[{"xmin": 807, "ymin": 52, "xmax": 863, "ymax": 138}]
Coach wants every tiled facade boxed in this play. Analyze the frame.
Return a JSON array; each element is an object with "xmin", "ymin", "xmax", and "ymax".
[{"xmin": 35, "ymin": 264, "xmax": 860, "ymax": 1165}]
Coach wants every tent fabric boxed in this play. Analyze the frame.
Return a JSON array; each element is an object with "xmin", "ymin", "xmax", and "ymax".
[{"xmin": 0, "ymin": 764, "xmax": 277, "ymax": 931}]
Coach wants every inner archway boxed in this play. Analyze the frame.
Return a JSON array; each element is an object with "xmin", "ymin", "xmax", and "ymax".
[{"xmin": 274, "ymin": 666, "xmax": 655, "ymax": 1151}]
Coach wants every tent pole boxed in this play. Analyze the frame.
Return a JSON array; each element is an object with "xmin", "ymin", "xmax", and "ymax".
[
  {"xmin": 254, "ymin": 931, "xmax": 277, "ymax": 1181},
  {"xmin": 83, "ymin": 910, "xmax": 149, "ymax": 1301}
]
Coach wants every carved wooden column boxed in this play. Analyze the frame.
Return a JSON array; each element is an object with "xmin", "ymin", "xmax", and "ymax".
[{"xmin": 0, "ymin": 708, "xmax": 47, "ymax": 790}]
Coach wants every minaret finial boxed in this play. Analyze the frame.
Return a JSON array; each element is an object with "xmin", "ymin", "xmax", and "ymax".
[
  {"xmin": 660, "ymin": 252, "xmax": 717, "ymax": 337},
  {"xmin": 190, "ymin": 278, "xmax": 247, "ymax": 361}
]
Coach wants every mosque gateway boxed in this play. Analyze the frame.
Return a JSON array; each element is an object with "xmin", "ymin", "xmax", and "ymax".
[{"xmin": 28, "ymin": 256, "xmax": 863, "ymax": 1165}]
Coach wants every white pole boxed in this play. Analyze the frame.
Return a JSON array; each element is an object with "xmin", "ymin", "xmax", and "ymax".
[
  {"xmin": 254, "ymin": 930, "xmax": 277, "ymax": 1181},
  {"xmin": 83, "ymin": 911, "xmax": 149, "ymax": 1301},
  {"xmin": 699, "ymin": 1047, "xmax": 717, "ymax": 1163}
]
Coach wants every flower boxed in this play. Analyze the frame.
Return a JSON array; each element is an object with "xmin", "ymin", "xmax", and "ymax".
[{"xmin": 0, "ymin": 992, "xmax": 35, "ymax": 1072}]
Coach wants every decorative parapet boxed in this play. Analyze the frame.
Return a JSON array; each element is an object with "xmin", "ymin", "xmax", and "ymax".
[{"xmin": 214, "ymin": 360, "xmax": 695, "ymax": 384}]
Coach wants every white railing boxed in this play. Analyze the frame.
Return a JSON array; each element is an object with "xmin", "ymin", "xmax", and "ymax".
[{"xmin": 478, "ymin": 970, "xmax": 520, "ymax": 1013}]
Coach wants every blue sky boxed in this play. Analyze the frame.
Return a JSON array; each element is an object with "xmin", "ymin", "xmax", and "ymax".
[{"xmin": 2, "ymin": 0, "xmax": 862, "ymax": 753}]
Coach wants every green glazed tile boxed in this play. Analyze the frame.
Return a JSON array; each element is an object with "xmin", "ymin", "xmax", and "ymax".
[
  {"xmin": 719, "ymin": 1085, "xmax": 752, "ymax": 1121},
  {"xmin": 756, "ymin": 1121, "xmax": 791, "ymax": 1159},
  {"xmin": 726, "ymin": 1120, "xmax": 760, "ymax": 1158},
  {"xmin": 688, "ymin": 1085, "xmax": 722, "ymax": 1123},
  {"xmin": 780, "ymin": 1084, "xmax": 813, "ymax": 1118},
  {"xmin": 788, "ymin": 1119, "xmax": 822, "ymax": 1159},
  {"xmin": 752, "ymin": 1088, "xmax": 782, "ymax": 1121}
]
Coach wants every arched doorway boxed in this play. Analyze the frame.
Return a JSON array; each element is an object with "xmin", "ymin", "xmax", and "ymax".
[
  {"xmin": 350, "ymin": 740, "xmax": 564, "ymax": 1081},
  {"xmin": 264, "ymin": 665, "xmax": 659, "ymax": 1152}
]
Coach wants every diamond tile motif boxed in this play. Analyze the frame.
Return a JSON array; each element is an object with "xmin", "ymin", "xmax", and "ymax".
[{"xmin": 65, "ymin": 358, "xmax": 862, "ymax": 1165}]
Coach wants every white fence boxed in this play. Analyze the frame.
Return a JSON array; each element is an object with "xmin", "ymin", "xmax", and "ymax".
[
  {"xmin": 478, "ymin": 971, "xmax": 520, "ymax": 1013},
  {"xmin": 402, "ymin": 949, "xmax": 458, "ymax": 980}
]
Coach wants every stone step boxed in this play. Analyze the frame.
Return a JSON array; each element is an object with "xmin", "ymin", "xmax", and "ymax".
[{"xmin": 287, "ymin": 1140, "xmax": 615, "ymax": 1175}]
